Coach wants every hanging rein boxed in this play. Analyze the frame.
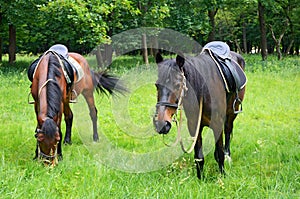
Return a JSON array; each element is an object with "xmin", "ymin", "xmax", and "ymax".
[{"xmin": 158, "ymin": 71, "xmax": 203, "ymax": 154}]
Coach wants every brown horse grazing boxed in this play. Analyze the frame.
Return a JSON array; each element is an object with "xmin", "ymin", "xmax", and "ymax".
[
  {"xmin": 153, "ymin": 47, "xmax": 246, "ymax": 178},
  {"xmin": 28, "ymin": 44, "xmax": 125, "ymax": 166}
]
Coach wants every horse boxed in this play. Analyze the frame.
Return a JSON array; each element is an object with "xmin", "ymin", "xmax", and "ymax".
[
  {"xmin": 153, "ymin": 45, "xmax": 246, "ymax": 178},
  {"xmin": 28, "ymin": 44, "xmax": 125, "ymax": 166}
]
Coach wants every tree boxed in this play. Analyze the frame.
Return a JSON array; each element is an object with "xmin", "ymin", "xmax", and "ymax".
[
  {"xmin": 216, "ymin": 0, "xmax": 257, "ymax": 53},
  {"xmin": 266, "ymin": 0, "xmax": 299, "ymax": 58},
  {"xmin": 91, "ymin": 0, "xmax": 140, "ymax": 67},
  {"xmin": 0, "ymin": 0, "xmax": 299, "ymax": 61},
  {"xmin": 258, "ymin": 0, "xmax": 268, "ymax": 60},
  {"xmin": 135, "ymin": 0, "xmax": 170, "ymax": 63}
]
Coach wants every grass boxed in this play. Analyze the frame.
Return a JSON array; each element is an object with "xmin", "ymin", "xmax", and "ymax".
[{"xmin": 0, "ymin": 54, "xmax": 299, "ymax": 198}]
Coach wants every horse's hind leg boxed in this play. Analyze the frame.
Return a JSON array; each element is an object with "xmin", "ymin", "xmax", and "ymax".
[
  {"xmin": 83, "ymin": 92, "xmax": 99, "ymax": 142},
  {"xmin": 63, "ymin": 103, "xmax": 73, "ymax": 145},
  {"xmin": 214, "ymin": 128, "xmax": 225, "ymax": 174},
  {"xmin": 224, "ymin": 114, "xmax": 236, "ymax": 160},
  {"xmin": 194, "ymin": 127, "xmax": 204, "ymax": 179}
]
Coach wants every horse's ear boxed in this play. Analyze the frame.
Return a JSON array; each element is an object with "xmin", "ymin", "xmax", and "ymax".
[
  {"xmin": 176, "ymin": 54, "xmax": 185, "ymax": 70},
  {"xmin": 156, "ymin": 53, "xmax": 163, "ymax": 64}
]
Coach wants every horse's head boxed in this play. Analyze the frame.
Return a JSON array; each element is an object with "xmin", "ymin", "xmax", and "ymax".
[
  {"xmin": 153, "ymin": 53, "xmax": 186, "ymax": 134},
  {"xmin": 35, "ymin": 118, "xmax": 60, "ymax": 166}
]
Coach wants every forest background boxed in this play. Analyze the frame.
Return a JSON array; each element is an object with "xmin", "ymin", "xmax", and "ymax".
[{"xmin": 0, "ymin": 0, "xmax": 299, "ymax": 66}]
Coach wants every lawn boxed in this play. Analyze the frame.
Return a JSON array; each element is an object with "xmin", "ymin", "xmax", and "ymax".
[{"xmin": 0, "ymin": 54, "xmax": 299, "ymax": 198}]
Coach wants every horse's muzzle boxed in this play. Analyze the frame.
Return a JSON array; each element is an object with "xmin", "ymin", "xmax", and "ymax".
[{"xmin": 154, "ymin": 120, "xmax": 172, "ymax": 134}]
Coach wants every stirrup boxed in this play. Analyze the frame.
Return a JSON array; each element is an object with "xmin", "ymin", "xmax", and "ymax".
[
  {"xmin": 69, "ymin": 90, "xmax": 78, "ymax": 103},
  {"xmin": 28, "ymin": 92, "xmax": 35, "ymax": 104},
  {"xmin": 233, "ymin": 96, "xmax": 243, "ymax": 114}
]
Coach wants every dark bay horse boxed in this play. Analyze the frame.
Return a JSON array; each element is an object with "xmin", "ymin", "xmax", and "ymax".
[
  {"xmin": 28, "ymin": 45, "xmax": 125, "ymax": 166},
  {"xmin": 153, "ymin": 49, "xmax": 246, "ymax": 178}
]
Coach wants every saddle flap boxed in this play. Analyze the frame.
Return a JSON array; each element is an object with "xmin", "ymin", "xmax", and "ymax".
[
  {"xmin": 203, "ymin": 46, "xmax": 247, "ymax": 93},
  {"xmin": 230, "ymin": 60, "xmax": 247, "ymax": 90},
  {"xmin": 28, "ymin": 57, "xmax": 40, "ymax": 82}
]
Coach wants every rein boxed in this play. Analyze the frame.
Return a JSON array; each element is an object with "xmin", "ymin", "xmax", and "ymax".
[
  {"xmin": 178, "ymin": 96, "xmax": 203, "ymax": 153},
  {"xmin": 38, "ymin": 79, "xmax": 56, "ymax": 97},
  {"xmin": 161, "ymin": 71, "xmax": 203, "ymax": 154}
]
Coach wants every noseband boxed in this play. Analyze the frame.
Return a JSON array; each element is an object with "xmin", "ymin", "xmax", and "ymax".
[
  {"xmin": 155, "ymin": 71, "xmax": 187, "ymax": 111},
  {"xmin": 156, "ymin": 101, "xmax": 178, "ymax": 109}
]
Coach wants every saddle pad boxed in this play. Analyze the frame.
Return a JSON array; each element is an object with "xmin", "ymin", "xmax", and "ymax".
[
  {"xmin": 203, "ymin": 41, "xmax": 230, "ymax": 59},
  {"xmin": 49, "ymin": 44, "xmax": 68, "ymax": 59},
  {"xmin": 68, "ymin": 56, "xmax": 84, "ymax": 83}
]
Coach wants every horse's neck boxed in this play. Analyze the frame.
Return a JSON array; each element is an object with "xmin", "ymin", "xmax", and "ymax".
[{"xmin": 37, "ymin": 56, "xmax": 50, "ymax": 121}]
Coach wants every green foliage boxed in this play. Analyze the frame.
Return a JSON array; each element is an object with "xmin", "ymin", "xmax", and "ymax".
[
  {"xmin": 0, "ymin": 55, "xmax": 299, "ymax": 198},
  {"xmin": 0, "ymin": 0, "xmax": 300, "ymax": 56},
  {"xmin": 35, "ymin": 0, "xmax": 107, "ymax": 51}
]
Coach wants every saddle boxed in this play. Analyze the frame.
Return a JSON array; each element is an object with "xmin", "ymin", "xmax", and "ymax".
[
  {"xmin": 202, "ymin": 41, "xmax": 247, "ymax": 93},
  {"xmin": 27, "ymin": 44, "xmax": 84, "ymax": 86}
]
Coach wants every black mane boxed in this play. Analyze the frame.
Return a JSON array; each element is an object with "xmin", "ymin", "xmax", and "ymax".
[{"xmin": 46, "ymin": 53, "xmax": 62, "ymax": 119}]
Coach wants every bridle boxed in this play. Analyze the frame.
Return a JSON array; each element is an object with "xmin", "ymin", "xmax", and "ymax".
[
  {"xmin": 155, "ymin": 71, "xmax": 187, "ymax": 110},
  {"xmin": 35, "ymin": 120, "xmax": 59, "ymax": 163},
  {"xmin": 35, "ymin": 128, "xmax": 58, "ymax": 166},
  {"xmin": 155, "ymin": 70, "xmax": 203, "ymax": 154}
]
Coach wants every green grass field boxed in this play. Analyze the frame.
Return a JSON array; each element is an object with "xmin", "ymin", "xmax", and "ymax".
[{"xmin": 0, "ymin": 54, "xmax": 299, "ymax": 198}]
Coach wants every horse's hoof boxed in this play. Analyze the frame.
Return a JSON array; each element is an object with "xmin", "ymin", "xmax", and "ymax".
[
  {"xmin": 93, "ymin": 135, "xmax": 99, "ymax": 142},
  {"xmin": 63, "ymin": 139, "xmax": 72, "ymax": 145},
  {"xmin": 225, "ymin": 154, "xmax": 232, "ymax": 165},
  {"xmin": 58, "ymin": 154, "xmax": 63, "ymax": 161}
]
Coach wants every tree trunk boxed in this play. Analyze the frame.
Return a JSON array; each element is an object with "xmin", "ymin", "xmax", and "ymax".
[
  {"xmin": 286, "ymin": 40, "xmax": 294, "ymax": 55},
  {"xmin": 208, "ymin": 9, "xmax": 217, "ymax": 42},
  {"xmin": 234, "ymin": 39, "xmax": 243, "ymax": 54},
  {"xmin": 258, "ymin": 1, "xmax": 267, "ymax": 60},
  {"xmin": 104, "ymin": 28, "xmax": 113, "ymax": 66},
  {"xmin": 0, "ymin": 13, "xmax": 2, "ymax": 62},
  {"xmin": 0, "ymin": 36, "xmax": 2, "ymax": 62},
  {"xmin": 242, "ymin": 20, "xmax": 247, "ymax": 54},
  {"xmin": 142, "ymin": 33, "xmax": 148, "ymax": 65},
  {"xmin": 150, "ymin": 36, "xmax": 158, "ymax": 56},
  {"xmin": 269, "ymin": 20, "xmax": 288, "ymax": 60},
  {"xmin": 96, "ymin": 46, "xmax": 103, "ymax": 68},
  {"xmin": 9, "ymin": 24, "xmax": 16, "ymax": 64}
]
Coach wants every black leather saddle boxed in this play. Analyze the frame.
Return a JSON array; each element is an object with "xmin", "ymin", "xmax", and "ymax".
[
  {"xmin": 203, "ymin": 41, "xmax": 247, "ymax": 93},
  {"xmin": 27, "ymin": 44, "xmax": 76, "ymax": 87}
]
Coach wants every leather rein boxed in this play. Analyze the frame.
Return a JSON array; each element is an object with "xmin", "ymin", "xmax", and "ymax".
[{"xmin": 157, "ymin": 71, "xmax": 203, "ymax": 153}]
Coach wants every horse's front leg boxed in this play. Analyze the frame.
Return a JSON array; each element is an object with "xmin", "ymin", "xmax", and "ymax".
[
  {"xmin": 83, "ymin": 94, "xmax": 99, "ymax": 142},
  {"xmin": 34, "ymin": 143, "xmax": 38, "ymax": 160},
  {"xmin": 57, "ymin": 127, "xmax": 63, "ymax": 161},
  {"xmin": 63, "ymin": 103, "xmax": 73, "ymax": 145}
]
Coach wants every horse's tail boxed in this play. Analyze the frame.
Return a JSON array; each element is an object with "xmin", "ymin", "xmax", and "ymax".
[{"xmin": 91, "ymin": 70, "xmax": 127, "ymax": 95}]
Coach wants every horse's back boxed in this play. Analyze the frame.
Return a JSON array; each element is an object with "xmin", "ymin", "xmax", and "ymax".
[{"xmin": 68, "ymin": 53, "xmax": 89, "ymax": 70}]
